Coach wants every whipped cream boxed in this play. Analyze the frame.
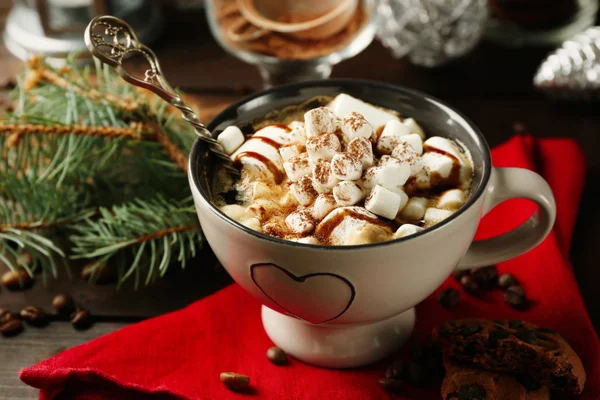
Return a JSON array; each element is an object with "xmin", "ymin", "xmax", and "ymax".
[{"xmin": 214, "ymin": 94, "xmax": 474, "ymax": 245}]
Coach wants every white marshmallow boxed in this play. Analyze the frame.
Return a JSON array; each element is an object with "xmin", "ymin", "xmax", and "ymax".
[
  {"xmin": 315, "ymin": 206, "xmax": 382, "ymax": 245},
  {"xmin": 424, "ymin": 137, "xmax": 473, "ymax": 187},
  {"xmin": 341, "ymin": 112, "xmax": 374, "ymax": 141},
  {"xmin": 331, "ymin": 153, "xmax": 363, "ymax": 181},
  {"xmin": 400, "ymin": 197, "xmax": 428, "ymax": 220},
  {"xmin": 393, "ymin": 224, "xmax": 424, "ymax": 239},
  {"xmin": 364, "ymin": 185, "xmax": 402, "ymax": 220},
  {"xmin": 291, "ymin": 236, "xmax": 320, "ymax": 244},
  {"xmin": 424, "ymin": 208, "xmax": 454, "ymax": 223},
  {"xmin": 373, "ymin": 163, "xmax": 411, "ymax": 194},
  {"xmin": 376, "ymin": 120, "xmax": 410, "ymax": 155},
  {"xmin": 312, "ymin": 159, "xmax": 340, "ymax": 189},
  {"xmin": 241, "ymin": 217, "xmax": 262, "ymax": 232},
  {"xmin": 217, "ymin": 126, "xmax": 245, "ymax": 155},
  {"xmin": 250, "ymin": 181, "xmax": 272, "ymax": 200},
  {"xmin": 283, "ymin": 153, "xmax": 311, "ymax": 182},
  {"xmin": 378, "ymin": 155, "xmax": 402, "ymax": 167},
  {"xmin": 333, "ymin": 181, "xmax": 365, "ymax": 206},
  {"xmin": 347, "ymin": 137, "xmax": 374, "ymax": 168},
  {"xmin": 254, "ymin": 125, "xmax": 290, "ymax": 146},
  {"xmin": 399, "ymin": 133, "xmax": 423, "ymax": 155},
  {"xmin": 312, "ymin": 180, "xmax": 333, "ymax": 194},
  {"xmin": 285, "ymin": 210, "xmax": 315, "ymax": 234},
  {"xmin": 304, "ymin": 107, "xmax": 339, "ymax": 137},
  {"xmin": 279, "ymin": 145, "xmax": 300, "ymax": 161},
  {"xmin": 360, "ymin": 167, "xmax": 378, "ymax": 191},
  {"xmin": 328, "ymin": 94, "xmax": 400, "ymax": 130},
  {"xmin": 438, "ymin": 189, "xmax": 466, "ymax": 210},
  {"xmin": 288, "ymin": 122, "xmax": 306, "ymax": 145},
  {"xmin": 421, "ymin": 152, "xmax": 454, "ymax": 179},
  {"xmin": 311, "ymin": 194, "xmax": 337, "ymax": 220},
  {"xmin": 402, "ymin": 118, "xmax": 425, "ymax": 140},
  {"xmin": 391, "ymin": 141, "xmax": 423, "ymax": 176},
  {"xmin": 306, "ymin": 134, "xmax": 341, "ymax": 162},
  {"xmin": 232, "ymin": 135, "xmax": 284, "ymax": 182},
  {"xmin": 290, "ymin": 175, "xmax": 318, "ymax": 206}
]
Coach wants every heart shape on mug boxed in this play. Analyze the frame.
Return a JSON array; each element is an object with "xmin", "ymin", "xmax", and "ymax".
[{"xmin": 250, "ymin": 263, "xmax": 355, "ymax": 324}]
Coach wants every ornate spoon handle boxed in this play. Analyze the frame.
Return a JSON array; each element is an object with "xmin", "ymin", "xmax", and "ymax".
[{"xmin": 84, "ymin": 15, "xmax": 240, "ymax": 176}]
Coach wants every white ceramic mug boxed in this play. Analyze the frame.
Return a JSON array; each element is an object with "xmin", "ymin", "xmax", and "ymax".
[{"xmin": 188, "ymin": 80, "xmax": 556, "ymax": 368}]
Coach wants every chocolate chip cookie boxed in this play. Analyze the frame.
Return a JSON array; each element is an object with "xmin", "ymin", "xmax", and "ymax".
[
  {"xmin": 433, "ymin": 319, "xmax": 586, "ymax": 394},
  {"xmin": 442, "ymin": 357, "xmax": 550, "ymax": 400}
]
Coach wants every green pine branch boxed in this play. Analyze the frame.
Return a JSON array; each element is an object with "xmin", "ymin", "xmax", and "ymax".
[{"xmin": 0, "ymin": 55, "xmax": 205, "ymax": 286}]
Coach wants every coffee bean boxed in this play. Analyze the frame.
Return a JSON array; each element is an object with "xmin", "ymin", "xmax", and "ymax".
[
  {"xmin": 266, "ymin": 346, "xmax": 288, "ymax": 365},
  {"xmin": 460, "ymin": 275, "xmax": 479, "ymax": 294},
  {"xmin": 385, "ymin": 360, "xmax": 406, "ymax": 380},
  {"xmin": 1, "ymin": 270, "xmax": 33, "ymax": 290},
  {"xmin": 220, "ymin": 372, "xmax": 250, "ymax": 391},
  {"xmin": 407, "ymin": 361, "xmax": 429, "ymax": 387},
  {"xmin": 456, "ymin": 324, "xmax": 481, "ymax": 337},
  {"xmin": 0, "ymin": 319, "xmax": 23, "ymax": 337},
  {"xmin": 504, "ymin": 285, "xmax": 528, "ymax": 309},
  {"xmin": 438, "ymin": 288, "xmax": 460, "ymax": 309},
  {"xmin": 471, "ymin": 265, "xmax": 498, "ymax": 289},
  {"xmin": 20, "ymin": 306, "xmax": 48, "ymax": 327},
  {"xmin": 81, "ymin": 262, "xmax": 116, "ymax": 284},
  {"xmin": 452, "ymin": 270, "xmax": 470, "ymax": 282},
  {"xmin": 71, "ymin": 308, "xmax": 92, "ymax": 330},
  {"xmin": 515, "ymin": 330, "xmax": 538, "ymax": 345},
  {"xmin": 515, "ymin": 374, "xmax": 542, "ymax": 391},
  {"xmin": 498, "ymin": 273, "xmax": 518, "ymax": 290},
  {"xmin": 378, "ymin": 377, "xmax": 403, "ymax": 392},
  {"xmin": 52, "ymin": 294, "xmax": 75, "ymax": 316}
]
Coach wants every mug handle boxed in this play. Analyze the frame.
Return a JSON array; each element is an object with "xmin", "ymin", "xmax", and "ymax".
[{"xmin": 456, "ymin": 167, "xmax": 557, "ymax": 270}]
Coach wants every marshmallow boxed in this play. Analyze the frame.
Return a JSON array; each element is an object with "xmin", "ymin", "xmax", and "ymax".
[
  {"xmin": 333, "ymin": 181, "xmax": 365, "ymax": 206},
  {"xmin": 311, "ymin": 193, "xmax": 337, "ymax": 220},
  {"xmin": 378, "ymin": 155, "xmax": 402, "ymax": 167},
  {"xmin": 438, "ymin": 189, "xmax": 466, "ymax": 210},
  {"xmin": 399, "ymin": 133, "xmax": 423, "ymax": 155},
  {"xmin": 376, "ymin": 120, "xmax": 410, "ymax": 155},
  {"xmin": 306, "ymin": 133, "xmax": 341, "ymax": 161},
  {"xmin": 400, "ymin": 197, "xmax": 428, "ymax": 220},
  {"xmin": 254, "ymin": 125, "xmax": 290, "ymax": 146},
  {"xmin": 217, "ymin": 126, "xmax": 245, "ymax": 155},
  {"xmin": 421, "ymin": 152, "xmax": 454, "ymax": 179},
  {"xmin": 373, "ymin": 162, "xmax": 411, "ymax": 193},
  {"xmin": 393, "ymin": 224, "xmax": 424, "ymax": 239},
  {"xmin": 304, "ymin": 107, "xmax": 339, "ymax": 137},
  {"xmin": 312, "ymin": 180, "xmax": 333, "ymax": 194},
  {"xmin": 391, "ymin": 141, "xmax": 423, "ymax": 176},
  {"xmin": 283, "ymin": 153, "xmax": 311, "ymax": 182},
  {"xmin": 364, "ymin": 185, "xmax": 403, "ymax": 220},
  {"xmin": 341, "ymin": 112, "xmax": 374, "ymax": 141},
  {"xmin": 285, "ymin": 210, "xmax": 315, "ymax": 234},
  {"xmin": 402, "ymin": 118, "xmax": 425, "ymax": 140},
  {"xmin": 424, "ymin": 137, "xmax": 473, "ymax": 186},
  {"xmin": 347, "ymin": 137, "xmax": 374, "ymax": 168},
  {"xmin": 331, "ymin": 152, "xmax": 363, "ymax": 181},
  {"xmin": 360, "ymin": 167, "xmax": 378, "ymax": 190},
  {"xmin": 290, "ymin": 236, "xmax": 320, "ymax": 244},
  {"xmin": 315, "ymin": 206, "xmax": 383, "ymax": 245},
  {"xmin": 328, "ymin": 94, "xmax": 400, "ymax": 130},
  {"xmin": 290, "ymin": 175, "xmax": 318, "ymax": 206},
  {"xmin": 279, "ymin": 145, "xmax": 301, "ymax": 161},
  {"xmin": 312, "ymin": 159, "xmax": 340, "ymax": 189},
  {"xmin": 241, "ymin": 217, "xmax": 262, "ymax": 232},
  {"xmin": 424, "ymin": 208, "xmax": 454, "ymax": 223},
  {"xmin": 288, "ymin": 121, "xmax": 307, "ymax": 145},
  {"xmin": 232, "ymin": 134, "xmax": 284, "ymax": 182},
  {"xmin": 250, "ymin": 182, "xmax": 272, "ymax": 200}
]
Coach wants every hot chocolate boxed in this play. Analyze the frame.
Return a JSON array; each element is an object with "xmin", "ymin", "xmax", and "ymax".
[{"xmin": 212, "ymin": 94, "xmax": 474, "ymax": 245}]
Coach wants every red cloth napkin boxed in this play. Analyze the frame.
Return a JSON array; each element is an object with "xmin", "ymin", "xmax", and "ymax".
[{"xmin": 21, "ymin": 135, "xmax": 598, "ymax": 400}]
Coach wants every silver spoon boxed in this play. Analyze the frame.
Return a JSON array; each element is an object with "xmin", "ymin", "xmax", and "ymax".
[{"xmin": 84, "ymin": 15, "xmax": 240, "ymax": 176}]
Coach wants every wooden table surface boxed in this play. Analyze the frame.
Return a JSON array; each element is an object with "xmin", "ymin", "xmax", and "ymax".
[{"xmin": 1, "ymin": 4, "xmax": 599, "ymax": 399}]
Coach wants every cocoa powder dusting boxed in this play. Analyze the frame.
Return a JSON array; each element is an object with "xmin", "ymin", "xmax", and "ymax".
[{"xmin": 213, "ymin": 0, "xmax": 366, "ymax": 60}]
